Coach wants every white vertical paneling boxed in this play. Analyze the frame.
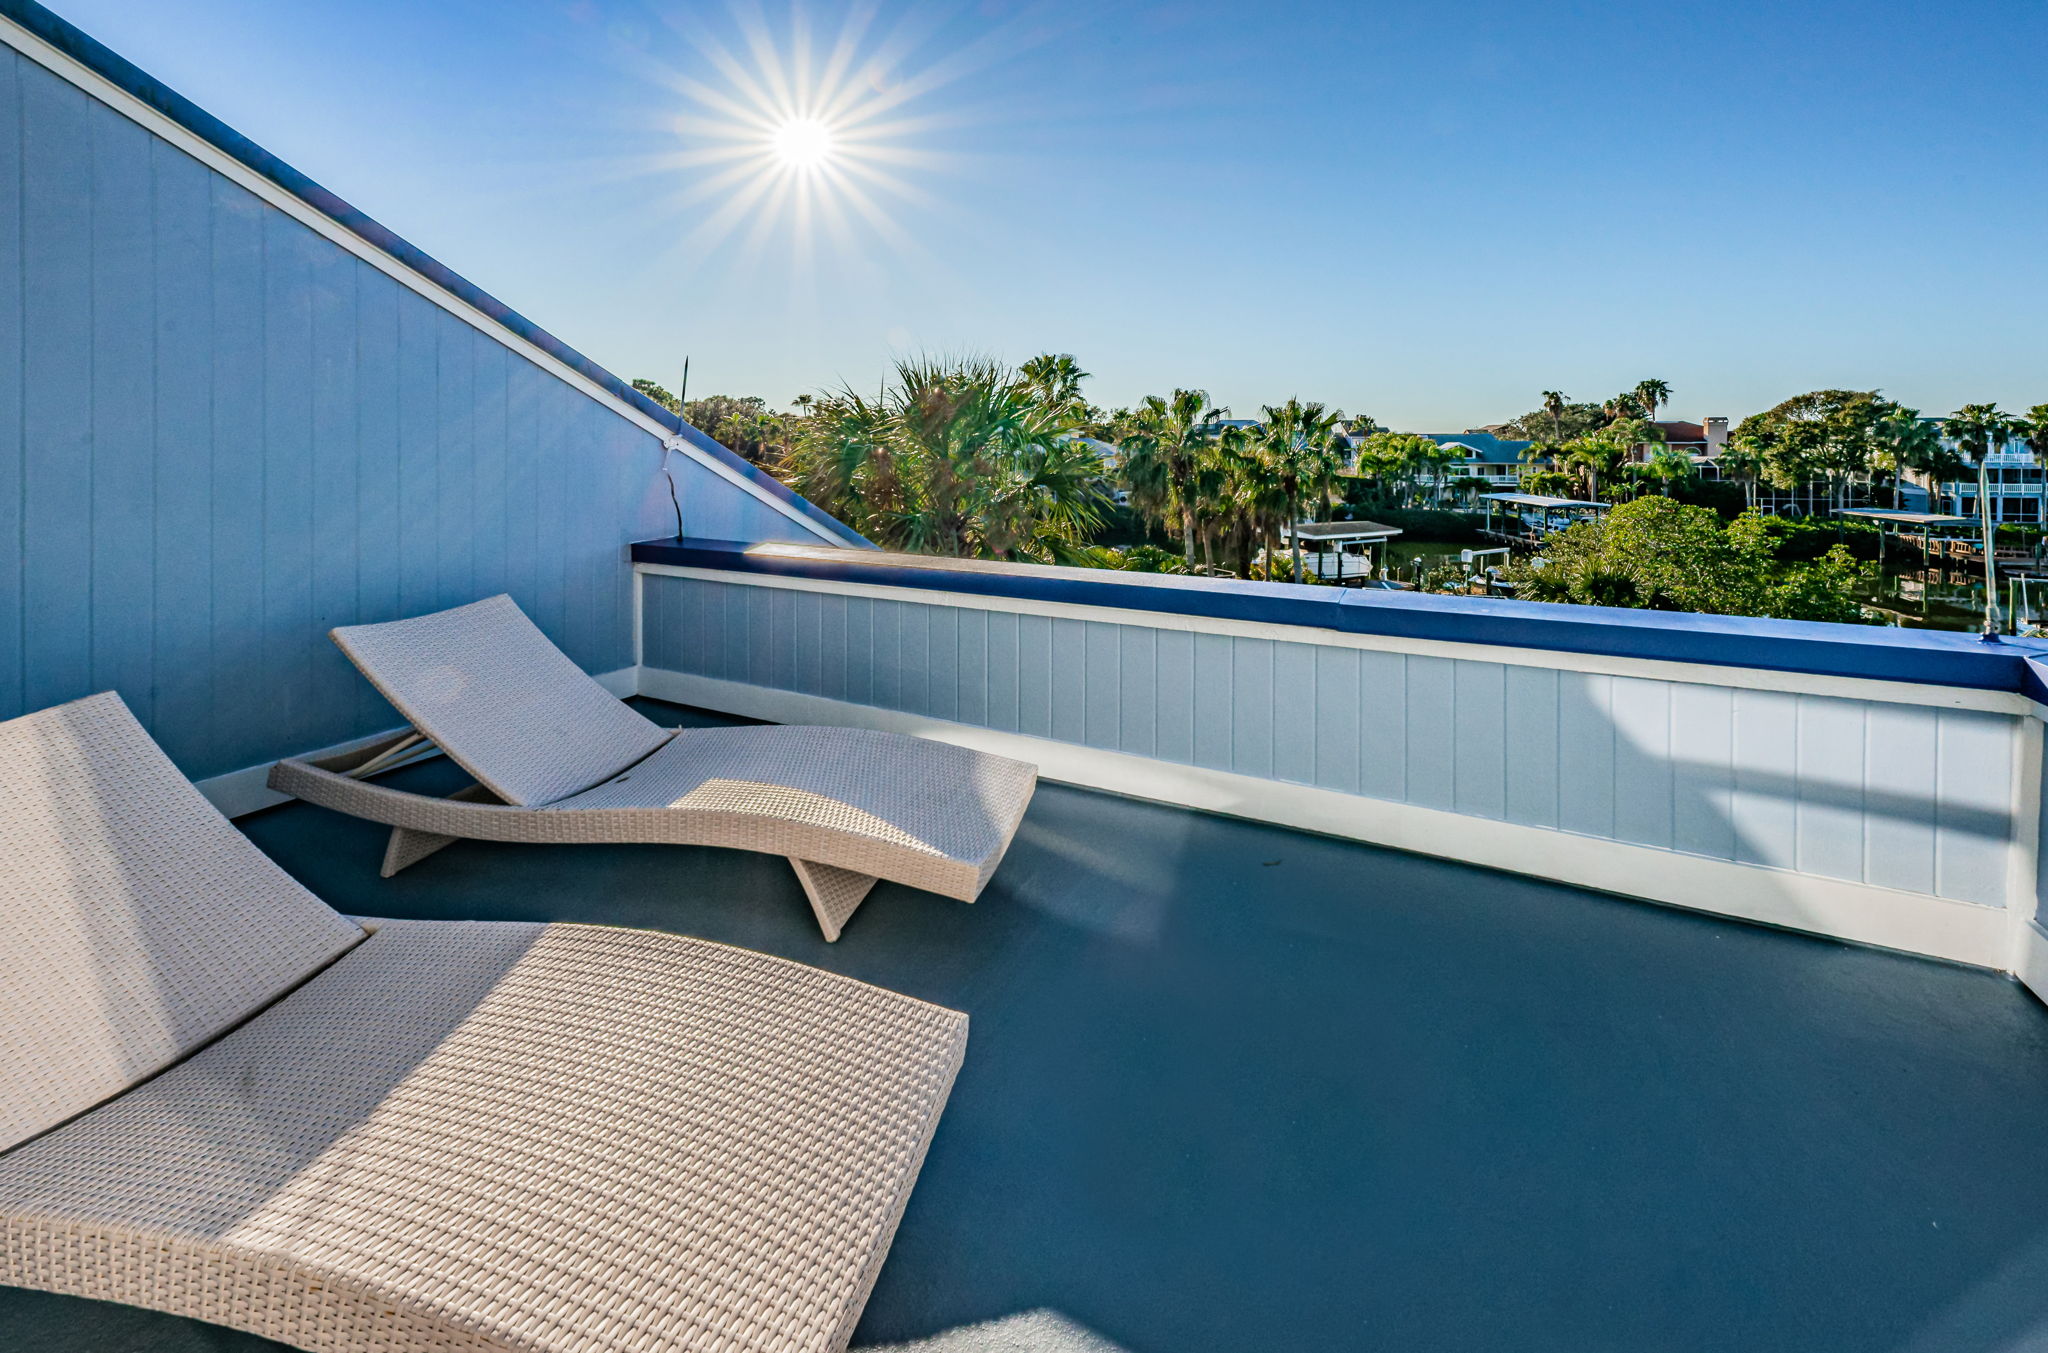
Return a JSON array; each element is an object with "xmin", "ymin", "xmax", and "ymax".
[
  {"xmin": 1231, "ymin": 637, "xmax": 1275, "ymax": 778},
  {"xmin": 1669, "ymin": 683, "xmax": 1735, "ymax": 860},
  {"xmin": 1191, "ymin": 632, "xmax": 1234, "ymax": 771},
  {"xmin": 1610, "ymin": 677, "xmax": 1674, "ymax": 850},
  {"xmin": 984, "ymin": 609, "xmax": 1019, "ymax": 733},
  {"xmin": 1863, "ymin": 703, "xmax": 1938, "ymax": 895},
  {"xmin": 1082, "ymin": 620, "xmax": 1120, "ymax": 750},
  {"xmin": 1795, "ymin": 696, "xmax": 1867, "ymax": 882},
  {"xmin": 1403, "ymin": 655, "xmax": 1455, "ymax": 812},
  {"xmin": 1357, "ymin": 650, "xmax": 1406, "ymax": 801},
  {"xmin": 1558, "ymin": 672, "xmax": 1617, "ymax": 838},
  {"xmin": 955, "ymin": 607, "xmax": 989, "ymax": 728},
  {"xmin": 1272, "ymin": 641, "xmax": 1317, "ymax": 785},
  {"xmin": 924, "ymin": 605, "xmax": 957, "ymax": 721},
  {"xmin": 1050, "ymin": 618, "xmax": 1087, "ymax": 743},
  {"xmin": 1731, "ymin": 689, "xmax": 1799, "ymax": 871},
  {"xmin": 1935, "ymin": 708, "xmax": 2013, "ymax": 906},
  {"xmin": 1452, "ymin": 660, "xmax": 1506, "ymax": 820},
  {"xmin": 1118, "ymin": 625, "xmax": 1157, "ymax": 758},
  {"xmin": 1312, "ymin": 646, "xmax": 1360, "ymax": 794},
  {"xmin": 1015, "ymin": 613, "xmax": 1051, "ymax": 737},
  {"xmin": 1502, "ymin": 665, "xmax": 1559, "ymax": 829},
  {"xmin": 1154, "ymin": 629, "xmax": 1195, "ymax": 764}
]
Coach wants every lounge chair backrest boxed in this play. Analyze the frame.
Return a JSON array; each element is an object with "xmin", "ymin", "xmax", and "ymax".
[
  {"xmin": 331, "ymin": 595, "xmax": 670, "ymax": 807},
  {"xmin": 0, "ymin": 693, "xmax": 364, "ymax": 1150}
]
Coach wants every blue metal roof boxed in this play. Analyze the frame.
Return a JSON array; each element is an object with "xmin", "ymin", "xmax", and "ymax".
[{"xmin": 1420, "ymin": 433, "xmax": 1536, "ymax": 464}]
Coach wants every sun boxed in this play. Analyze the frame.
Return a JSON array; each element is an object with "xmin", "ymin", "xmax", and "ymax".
[{"xmin": 770, "ymin": 116, "xmax": 836, "ymax": 170}]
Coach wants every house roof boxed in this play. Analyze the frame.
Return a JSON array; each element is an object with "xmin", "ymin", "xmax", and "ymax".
[
  {"xmin": 1481, "ymin": 493, "xmax": 1610, "ymax": 509},
  {"xmin": 1417, "ymin": 433, "xmax": 1534, "ymax": 464},
  {"xmin": 1281, "ymin": 521, "xmax": 1403, "ymax": 542}
]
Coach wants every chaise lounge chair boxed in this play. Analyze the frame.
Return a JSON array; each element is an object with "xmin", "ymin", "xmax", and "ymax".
[
  {"xmin": 268, "ymin": 595, "xmax": 1039, "ymax": 941},
  {"xmin": 0, "ymin": 691, "xmax": 967, "ymax": 1353}
]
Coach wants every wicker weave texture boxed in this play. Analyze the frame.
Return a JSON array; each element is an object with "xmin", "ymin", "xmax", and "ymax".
[
  {"xmin": 0, "ymin": 919, "xmax": 968, "ymax": 1353},
  {"xmin": 0, "ymin": 694, "xmax": 363, "ymax": 1152},
  {"xmin": 331, "ymin": 596, "xmax": 669, "ymax": 807},
  {"xmin": 273, "ymin": 727, "xmax": 1038, "ymax": 905}
]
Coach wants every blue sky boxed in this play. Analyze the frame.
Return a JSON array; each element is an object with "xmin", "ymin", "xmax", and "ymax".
[{"xmin": 50, "ymin": 0, "xmax": 2048, "ymax": 429}]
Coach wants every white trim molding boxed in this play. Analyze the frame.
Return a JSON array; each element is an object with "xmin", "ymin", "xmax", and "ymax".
[
  {"xmin": 0, "ymin": 12, "xmax": 846, "ymax": 549},
  {"xmin": 640, "ymin": 666, "xmax": 2015, "ymax": 971}
]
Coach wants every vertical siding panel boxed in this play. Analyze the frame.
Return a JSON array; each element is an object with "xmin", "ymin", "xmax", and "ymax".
[
  {"xmin": 746, "ymin": 586, "xmax": 776, "ymax": 688},
  {"xmin": 434, "ymin": 320, "xmax": 475, "ymax": 608},
  {"xmin": 261, "ymin": 214, "xmax": 317, "ymax": 750},
  {"xmin": 717, "ymin": 580, "xmax": 750, "ymax": 682},
  {"xmin": 1191, "ymin": 632, "xmax": 1233, "ymax": 771},
  {"xmin": 1271, "ymin": 641, "xmax": 1316, "ymax": 785},
  {"xmin": 1230, "ymin": 637, "xmax": 1275, "ymax": 778},
  {"xmin": 1668, "ymin": 684, "xmax": 1735, "ymax": 860},
  {"xmin": 306, "ymin": 232, "xmax": 359, "ymax": 749},
  {"xmin": 842, "ymin": 595, "xmax": 873, "ymax": 706},
  {"xmin": 147, "ymin": 138, "xmax": 214, "ymax": 767},
  {"xmin": 955, "ymin": 607, "xmax": 988, "ymax": 727},
  {"xmin": 1050, "ymin": 618, "xmax": 1087, "ymax": 743},
  {"xmin": 1863, "ymin": 704, "xmax": 1938, "ymax": 895},
  {"xmin": 1015, "ymin": 613, "xmax": 1051, "ymax": 736},
  {"xmin": 769, "ymin": 586, "xmax": 798, "ymax": 692},
  {"xmin": 1403, "ymin": 655, "xmax": 1455, "ymax": 812},
  {"xmin": 1609, "ymin": 677, "xmax": 1673, "ymax": 850},
  {"xmin": 206, "ymin": 180, "xmax": 265, "ymax": 770},
  {"xmin": 0, "ymin": 53, "xmax": 21, "ymax": 720},
  {"xmin": 500, "ymin": 356, "xmax": 540, "ymax": 623},
  {"xmin": 1116, "ymin": 625, "xmax": 1156, "ymax": 757},
  {"xmin": 1311, "ymin": 646, "xmax": 1359, "ymax": 793},
  {"xmin": 925, "ymin": 605, "xmax": 958, "ymax": 720},
  {"xmin": 469, "ymin": 337, "xmax": 509, "ymax": 603},
  {"xmin": 1357, "ymin": 650, "xmax": 1406, "ymax": 801},
  {"xmin": 870, "ymin": 598, "xmax": 903, "ymax": 711},
  {"xmin": 790, "ymin": 588, "xmax": 822, "ymax": 694},
  {"xmin": 1730, "ymin": 689, "xmax": 1798, "ymax": 870},
  {"xmin": 984, "ymin": 609, "xmax": 1018, "ymax": 733},
  {"xmin": 898, "ymin": 601, "xmax": 930, "ymax": 715},
  {"xmin": 1502, "ymin": 665, "xmax": 1559, "ymax": 829},
  {"xmin": 1452, "ymin": 661, "xmax": 1506, "ymax": 819},
  {"xmin": 1153, "ymin": 629, "xmax": 1194, "ymax": 765},
  {"xmin": 1934, "ymin": 709, "xmax": 2013, "ymax": 906},
  {"xmin": 816, "ymin": 591, "xmax": 848, "ymax": 701},
  {"xmin": 1556, "ymin": 672, "xmax": 1615, "ymax": 837},
  {"xmin": 19, "ymin": 68, "xmax": 93, "ymax": 714},
  {"xmin": 1793, "ymin": 696, "xmax": 1866, "ymax": 882},
  {"xmin": 1083, "ymin": 620, "xmax": 1120, "ymax": 749},
  {"xmin": 89, "ymin": 106, "xmax": 155, "ymax": 727},
  {"xmin": 352, "ymin": 270, "xmax": 401, "ymax": 734},
  {"xmin": 394, "ymin": 294, "xmax": 439, "ymax": 620}
]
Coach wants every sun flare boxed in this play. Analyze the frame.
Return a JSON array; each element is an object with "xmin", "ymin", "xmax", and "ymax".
[{"xmin": 770, "ymin": 116, "xmax": 837, "ymax": 169}]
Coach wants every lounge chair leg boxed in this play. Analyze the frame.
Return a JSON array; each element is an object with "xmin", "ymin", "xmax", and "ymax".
[
  {"xmin": 789, "ymin": 859, "xmax": 879, "ymax": 942},
  {"xmin": 382, "ymin": 826, "xmax": 459, "ymax": 877}
]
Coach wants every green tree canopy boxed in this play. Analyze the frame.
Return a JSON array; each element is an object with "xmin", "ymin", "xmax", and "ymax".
[{"xmin": 1505, "ymin": 497, "xmax": 1870, "ymax": 622}]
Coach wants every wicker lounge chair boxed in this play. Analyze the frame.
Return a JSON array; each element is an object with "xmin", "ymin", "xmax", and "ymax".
[
  {"xmin": 268, "ymin": 595, "xmax": 1038, "ymax": 941},
  {"xmin": 0, "ymin": 691, "xmax": 968, "ymax": 1353}
]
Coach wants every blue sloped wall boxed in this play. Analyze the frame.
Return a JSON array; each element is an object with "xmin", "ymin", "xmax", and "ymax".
[{"xmin": 0, "ymin": 46, "xmax": 831, "ymax": 779}]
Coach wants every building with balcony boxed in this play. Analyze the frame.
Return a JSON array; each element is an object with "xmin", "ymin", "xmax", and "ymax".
[{"xmin": 5, "ymin": 4, "xmax": 2048, "ymax": 1353}]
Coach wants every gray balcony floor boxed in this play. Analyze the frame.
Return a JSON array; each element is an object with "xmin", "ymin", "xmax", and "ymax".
[{"xmin": 7, "ymin": 698, "xmax": 2048, "ymax": 1353}]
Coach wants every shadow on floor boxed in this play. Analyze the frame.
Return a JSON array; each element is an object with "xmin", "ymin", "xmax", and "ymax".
[{"xmin": 7, "ymin": 699, "xmax": 2048, "ymax": 1353}]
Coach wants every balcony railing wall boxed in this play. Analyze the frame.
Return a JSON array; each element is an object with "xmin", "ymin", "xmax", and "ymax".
[{"xmin": 634, "ymin": 543, "xmax": 2048, "ymax": 985}]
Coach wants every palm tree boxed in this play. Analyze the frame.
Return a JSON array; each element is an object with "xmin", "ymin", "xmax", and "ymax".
[
  {"xmin": 1717, "ymin": 436, "xmax": 1763, "ymax": 511},
  {"xmin": 2024, "ymin": 405, "xmax": 2048, "ymax": 534},
  {"xmin": 1017, "ymin": 353, "xmax": 1091, "ymax": 415},
  {"xmin": 1871, "ymin": 406, "xmax": 1944, "ymax": 509},
  {"xmin": 1633, "ymin": 379, "xmax": 1672, "ymax": 424},
  {"xmin": 1641, "ymin": 446, "xmax": 1694, "ymax": 496},
  {"xmin": 1258, "ymin": 399, "xmax": 1349, "ymax": 581},
  {"xmin": 1119, "ymin": 389, "xmax": 1220, "ymax": 566},
  {"xmin": 1562, "ymin": 436, "xmax": 1623, "ymax": 500},
  {"xmin": 1541, "ymin": 390, "xmax": 1568, "ymax": 443}
]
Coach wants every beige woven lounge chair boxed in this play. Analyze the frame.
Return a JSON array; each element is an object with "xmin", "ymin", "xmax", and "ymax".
[
  {"xmin": 268, "ymin": 595, "xmax": 1038, "ymax": 941},
  {"xmin": 0, "ymin": 691, "xmax": 967, "ymax": 1353}
]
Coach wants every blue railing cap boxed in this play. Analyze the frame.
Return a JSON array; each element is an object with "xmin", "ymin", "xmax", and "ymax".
[
  {"xmin": 633, "ymin": 537, "xmax": 2048, "ymax": 696},
  {"xmin": 0, "ymin": 0, "xmax": 869, "ymax": 550}
]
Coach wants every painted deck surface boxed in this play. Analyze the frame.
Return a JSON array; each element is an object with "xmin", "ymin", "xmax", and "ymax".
[{"xmin": 5, "ymin": 701, "xmax": 2048, "ymax": 1353}]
